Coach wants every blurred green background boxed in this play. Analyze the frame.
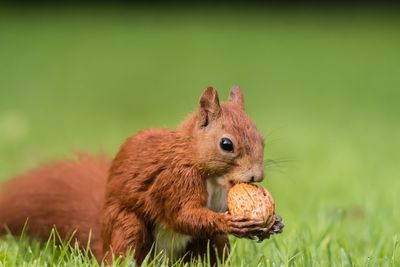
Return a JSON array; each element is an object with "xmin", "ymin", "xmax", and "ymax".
[{"xmin": 0, "ymin": 6, "xmax": 399, "ymax": 265}]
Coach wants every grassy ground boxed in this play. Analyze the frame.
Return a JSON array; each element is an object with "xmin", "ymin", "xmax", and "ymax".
[{"xmin": 0, "ymin": 6, "xmax": 399, "ymax": 266}]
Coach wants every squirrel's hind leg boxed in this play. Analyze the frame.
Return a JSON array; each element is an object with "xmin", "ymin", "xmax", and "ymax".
[
  {"xmin": 102, "ymin": 209, "xmax": 153, "ymax": 265},
  {"xmin": 183, "ymin": 234, "xmax": 230, "ymax": 266}
]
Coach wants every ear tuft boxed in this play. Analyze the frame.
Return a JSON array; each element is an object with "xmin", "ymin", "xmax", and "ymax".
[
  {"xmin": 198, "ymin": 86, "xmax": 221, "ymax": 127},
  {"xmin": 228, "ymin": 85, "xmax": 245, "ymax": 110}
]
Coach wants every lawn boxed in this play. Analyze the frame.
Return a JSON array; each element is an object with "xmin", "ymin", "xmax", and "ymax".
[{"xmin": 0, "ymin": 6, "xmax": 399, "ymax": 266}]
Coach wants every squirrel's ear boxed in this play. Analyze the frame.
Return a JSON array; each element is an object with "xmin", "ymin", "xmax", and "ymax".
[
  {"xmin": 198, "ymin": 86, "xmax": 221, "ymax": 127},
  {"xmin": 228, "ymin": 85, "xmax": 245, "ymax": 110}
]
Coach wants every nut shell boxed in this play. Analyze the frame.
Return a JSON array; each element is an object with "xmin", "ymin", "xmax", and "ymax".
[{"xmin": 228, "ymin": 183, "xmax": 275, "ymax": 229}]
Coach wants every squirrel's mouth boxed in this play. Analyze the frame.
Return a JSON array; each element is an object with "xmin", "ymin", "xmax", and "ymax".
[
  {"xmin": 228, "ymin": 179, "xmax": 258, "ymax": 189},
  {"xmin": 219, "ymin": 174, "xmax": 259, "ymax": 190},
  {"xmin": 228, "ymin": 180, "xmax": 238, "ymax": 187},
  {"xmin": 227, "ymin": 179, "xmax": 245, "ymax": 189}
]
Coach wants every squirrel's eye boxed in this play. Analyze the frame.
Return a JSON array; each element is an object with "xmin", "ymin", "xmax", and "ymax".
[{"xmin": 220, "ymin": 138, "xmax": 234, "ymax": 152}]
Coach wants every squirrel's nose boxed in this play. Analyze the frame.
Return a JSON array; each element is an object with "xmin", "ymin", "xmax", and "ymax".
[{"xmin": 248, "ymin": 169, "xmax": 264, "ymax": 183}]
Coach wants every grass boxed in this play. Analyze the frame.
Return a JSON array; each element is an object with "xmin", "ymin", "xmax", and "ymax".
[{"xmin": 0, "ymin": 5, "xmax": 400, "ymax": 266}]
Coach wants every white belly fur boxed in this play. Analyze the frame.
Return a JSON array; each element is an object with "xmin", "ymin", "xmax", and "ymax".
[
  {"xmin": 153, "ymin": 224, "xmax": 192, "ymax": 257},
  {"xmin": 206, "ymin": 178, "xmax": 228, "ymax": 212},
  {"xmin": 153, "ymin": 178, "xmax": 228, "ymax": 258}
]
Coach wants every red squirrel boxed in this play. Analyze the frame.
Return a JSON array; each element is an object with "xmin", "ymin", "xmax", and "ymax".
[{"xmin": 0, "ymin": 86, "xmax": 284, "ymax": 265}]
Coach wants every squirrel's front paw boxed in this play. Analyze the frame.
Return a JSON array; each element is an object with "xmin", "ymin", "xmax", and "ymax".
[
  {"xmin": 255, "ymin": 215, "xmax": 284, "ymax": 242},
  {"xmin": 224, "ymin": 214, "xmax": 269, "ymax": 239}
]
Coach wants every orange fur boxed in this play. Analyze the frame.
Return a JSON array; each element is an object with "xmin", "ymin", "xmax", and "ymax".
[
  {"xmin": 0, "ymin": 86, "xmax": 281, "ymax": 265},
  {"xmin": 0, "ymin": 154, "xmax": 109, "ymax": 259}
]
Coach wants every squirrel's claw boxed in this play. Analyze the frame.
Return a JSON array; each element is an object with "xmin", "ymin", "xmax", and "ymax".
[
  {"xmin": 225, "ymin": 214, "xmax": 284, "ymax": 241},
  {"xmin": 225, "ymin": 214, "xmax": 269, "ymax": 238},
  {"xmin": 255, "ymin": 215, "xmax": 285, "ymax": 242},
  {"xmin": 270, "ymin": 215, "xmax": 284, "ymax": 234}
]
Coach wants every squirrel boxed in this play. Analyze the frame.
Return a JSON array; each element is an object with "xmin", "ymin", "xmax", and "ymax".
[{"xmin": 0, "ymin": 86, "xmax": 284, "ymax": 265}]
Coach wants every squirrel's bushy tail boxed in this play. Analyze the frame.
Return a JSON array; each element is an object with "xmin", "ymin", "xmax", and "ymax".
[{"xmin": 0, "ymin": 154, "xmax": 110, "ymax": 260}]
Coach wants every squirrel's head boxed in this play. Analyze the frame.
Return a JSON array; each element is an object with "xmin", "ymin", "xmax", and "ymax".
[{"xmin": 182, "ymin": 86, "xmax": 265, "ymax": 189}]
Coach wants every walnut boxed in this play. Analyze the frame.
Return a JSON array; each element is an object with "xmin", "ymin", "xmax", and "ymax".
[{"xmin": 228, "ymin": 183, "xmax": 275, "ymax": 229}]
